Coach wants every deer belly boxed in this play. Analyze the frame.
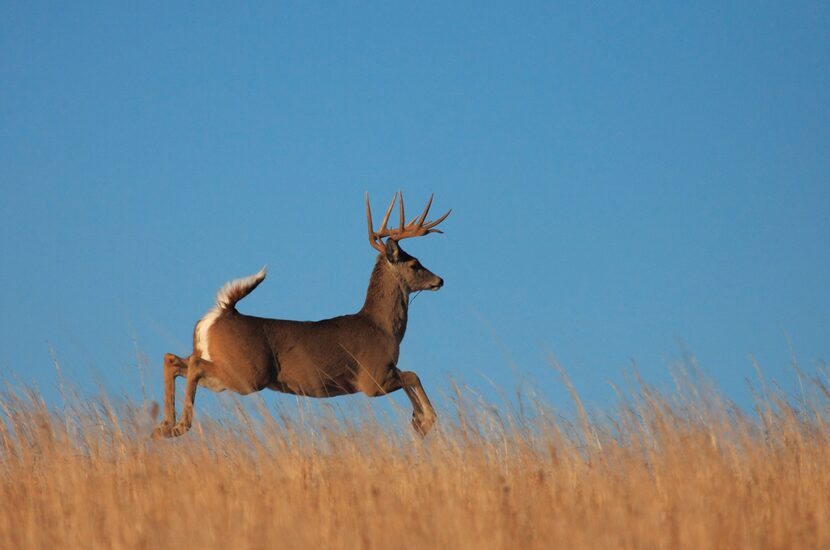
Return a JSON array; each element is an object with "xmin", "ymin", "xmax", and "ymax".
[
  {"xmin": 267, "ymin": 375, "xmax": 355, "ymax": 397},
  {"xmin": 198, "ymin": 376, "xmax": 228, "ymax": 392}
]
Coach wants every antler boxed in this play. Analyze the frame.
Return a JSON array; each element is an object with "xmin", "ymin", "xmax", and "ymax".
[{"xmin": 366, "ymin": 191, "xmax": 451, "ymax": 253}]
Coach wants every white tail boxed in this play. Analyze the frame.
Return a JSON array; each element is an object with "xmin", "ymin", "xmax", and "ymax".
[{"xmin": 214, "ymin": 266, "xmax": 267, "ymax": 310}]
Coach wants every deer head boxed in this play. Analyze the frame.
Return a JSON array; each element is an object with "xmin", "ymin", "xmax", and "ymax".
[{"xmin": 366, "ymin": 192, "xmax": 450, "ymax": 293}]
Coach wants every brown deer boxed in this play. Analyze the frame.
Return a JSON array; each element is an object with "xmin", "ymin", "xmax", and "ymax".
[{"xmin": 152, "ymin": 192, "xmax": 450, "ymax": 439}]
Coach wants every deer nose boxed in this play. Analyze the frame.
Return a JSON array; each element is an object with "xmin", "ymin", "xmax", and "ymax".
[{"xmin": 433, "ymin": 277, "xmax": 444, "ymax": 289}]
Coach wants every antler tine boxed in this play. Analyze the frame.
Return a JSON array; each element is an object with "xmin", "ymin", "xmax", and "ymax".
[
  {"xmin": 423, "ymin": 208, "xmax": 452, "ymax": 230},
  {"xmin": 398, "ymin": 191, "xmax": 406, "ymax": 230},
  {"xmin": 365, "ymin": 192, "xmax": 387, "ymax": 253},
  {"xmin": 366, "ymin": 191, "xmax": 397, "ymax": 252},
  {"xmin": 417, "ymin": 194, "xmax": 434, "ymax": 227},
  {"xmin": 379, "ymin": 192, "xmax": 397, "ymax": 234},
  {"xmin": 366, "ymin": 192, "xmax": 379, "ymax": 252}
]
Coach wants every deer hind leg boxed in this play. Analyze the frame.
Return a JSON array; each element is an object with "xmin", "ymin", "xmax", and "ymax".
[
  {"xmin": 398, "ymin": 370, "xmax": 437, "ymax": 436},
  {"xmin": 151, "ymin": 353, "xmax": 188, "ymax": 439},
  {"xmin": 169, "ymin": 355, "xmax": 219, "ymax": 437}
]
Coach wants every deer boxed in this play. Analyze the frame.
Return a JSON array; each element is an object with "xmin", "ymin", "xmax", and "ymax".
[{"xmin": 152, "ymin": 192, "xmax": 450, "ymax": 439}]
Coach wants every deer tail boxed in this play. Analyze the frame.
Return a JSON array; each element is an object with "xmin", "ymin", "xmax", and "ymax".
[{"xmin": 214, "ymin": 267, "xmax": 267, "ymax": 311}]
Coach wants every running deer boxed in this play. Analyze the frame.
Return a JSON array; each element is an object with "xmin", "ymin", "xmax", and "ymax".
[{"xmin": 152, "ymin": 192, "xmax": 450, "ymax": 439}]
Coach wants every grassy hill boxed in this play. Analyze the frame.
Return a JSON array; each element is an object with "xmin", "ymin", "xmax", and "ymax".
[{"xmin": 1, "ymin": 364, "xmax": 828, "ymax": 549}]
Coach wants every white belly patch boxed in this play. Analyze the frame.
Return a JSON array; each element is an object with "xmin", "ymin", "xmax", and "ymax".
[{"xmin": 198, "ymin": 376, "xmax": 227, "ymax": 392}]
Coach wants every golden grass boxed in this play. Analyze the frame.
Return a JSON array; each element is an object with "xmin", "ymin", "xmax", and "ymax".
[{"xmin": 1, "ymin": 364, "xmax": 829, "ymax": 549}]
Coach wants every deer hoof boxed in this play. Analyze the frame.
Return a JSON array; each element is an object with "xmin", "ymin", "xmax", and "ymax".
[
  {"xmin": 170, "ymin": 422, "xmax": 191, "ymax": 437},
  {"xmin": 151, "ymin": 421, "xmax": 174, "ymax": 440},
  {"xmin": 412, "ymin": 413, "xmax": 436, "ymax": 437}
]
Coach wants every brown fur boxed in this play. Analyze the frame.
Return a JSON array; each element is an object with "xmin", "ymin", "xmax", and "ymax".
[{"xmin": 153, "ymin": 240, "xmax": 443, "ymax": 439}]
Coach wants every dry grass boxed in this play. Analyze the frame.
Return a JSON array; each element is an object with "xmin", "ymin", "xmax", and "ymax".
[{"xmin": 1, "ymin": 363, "xmax": 829, "ymax": 549}]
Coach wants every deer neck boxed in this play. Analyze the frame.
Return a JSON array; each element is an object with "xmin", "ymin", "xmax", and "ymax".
[{"xmin": 359, "ymin": 257, "xmax": 409, "ymax": 342}]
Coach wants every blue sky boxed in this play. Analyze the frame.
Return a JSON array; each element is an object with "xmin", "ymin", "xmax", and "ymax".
[{"xmin": 1, "ymin": 2, "xmax": 828, "ymax": 413}]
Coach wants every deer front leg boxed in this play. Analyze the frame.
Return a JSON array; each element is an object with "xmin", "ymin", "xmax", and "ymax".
[
  {"xmin": 152, "ymin": 353, "xmax": 188, "ymax": 439},
  {"xmin": 398, "ymin": 370, "xmax": 437, "ymax": 436}
]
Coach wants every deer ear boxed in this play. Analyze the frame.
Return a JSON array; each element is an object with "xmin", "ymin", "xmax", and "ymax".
[{"xmin": 385, "ymin": 239, "xmax": 402, "ymax": 263}]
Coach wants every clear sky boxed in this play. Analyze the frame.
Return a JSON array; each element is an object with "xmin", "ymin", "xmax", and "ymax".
[{"xmin": 1, "ymin": 2, "xmax": 828, "ymax": 413}]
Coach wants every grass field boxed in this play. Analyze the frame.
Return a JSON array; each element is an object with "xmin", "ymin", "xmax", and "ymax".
[{"xmin": 1, "ymin": 362, "xmax": 828, "ymax": 549}]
